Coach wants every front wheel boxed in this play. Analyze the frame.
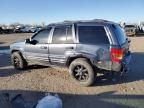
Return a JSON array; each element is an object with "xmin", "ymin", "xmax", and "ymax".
[
  {"xmin": 69, "ymin": 58, "xmax": 95, "ymax": 86},
  {"xmin": 11, "ymin": 52, "xmax": 28, "ymax": 70}
]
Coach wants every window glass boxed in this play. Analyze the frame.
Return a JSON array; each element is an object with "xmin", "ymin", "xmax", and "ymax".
[
  {"xmin": 78, "ymin": 26, "xmax": 109, "ymax": 44},
  {"xmin": 113, "ymin": 24, "xmax": 126, "ymax": 44},
  {"xmin": 52, "ymin": 26, "xmax": 73, "ymax": 44},
  {"xmin": 32, "ymin": 29, "xmax": 51, "ymax": 44}
]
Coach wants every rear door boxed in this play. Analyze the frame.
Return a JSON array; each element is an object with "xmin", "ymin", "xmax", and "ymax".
[{"xmin": 49, "ymin": 25, "xmax": 76, "ymax": 65}]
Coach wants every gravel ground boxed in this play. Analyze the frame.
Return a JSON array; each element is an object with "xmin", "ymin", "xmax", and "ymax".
[{"xmin": 0, "ymin": 33, "xmax": 144, "ymax": 108}]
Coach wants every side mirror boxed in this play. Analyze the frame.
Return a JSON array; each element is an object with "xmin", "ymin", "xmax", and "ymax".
[
  {"xmin": 31, "ymin": 40, "xmax": 38, "ymax": 45},
  {"xmin": 25, "ymin": 38, "xmax": 38, "ymax": 45}
]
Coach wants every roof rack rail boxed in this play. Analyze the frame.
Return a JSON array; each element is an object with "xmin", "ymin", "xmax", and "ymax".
[
  {"xmin": 48, "ymin": 19, "xmax": 113, "ymax": 26},
  {"xmin": 92, "ymin": 19, "xmax": 108, "ymax": 22}
]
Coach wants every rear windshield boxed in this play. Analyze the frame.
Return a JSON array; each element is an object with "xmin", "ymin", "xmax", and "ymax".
[
  {"xmin": 113, "ymin": 24, "xmax": 126, "ymax": 45},
  {"xmin": 78, "ymin": 26, "xmax": 109, "ymax": 44}
]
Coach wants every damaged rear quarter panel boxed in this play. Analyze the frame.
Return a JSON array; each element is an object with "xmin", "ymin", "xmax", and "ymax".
[{"xmin": 76, "ymin": 44, "xmax": 112, "ymax": 70}]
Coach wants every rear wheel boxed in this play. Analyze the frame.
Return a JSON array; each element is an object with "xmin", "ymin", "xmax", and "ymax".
[
  {"xmin": 69, "ymin": 58, "xmax": 95, "ymax": 86},
  {"xmin": 11, "ymin": 52, "xmax": 28, "ymax": 70}
]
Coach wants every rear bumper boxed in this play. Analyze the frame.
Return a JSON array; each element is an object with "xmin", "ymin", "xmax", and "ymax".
[{"xmin": 112, "ymin": 51, "xmax": 131, "ymax": 72}]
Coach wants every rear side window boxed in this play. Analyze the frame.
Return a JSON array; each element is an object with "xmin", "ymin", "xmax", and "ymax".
[
  {"xmin": 78, "ymin": 26, "xmax": 109, "ymax": 44},
  {"xmin": 52, "ymin": 26, "xmax": 73, "ymax": 44}
]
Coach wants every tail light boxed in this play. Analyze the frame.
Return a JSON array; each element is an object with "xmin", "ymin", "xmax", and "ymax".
[{"xmin": 110, "ymin": 48, "xmax": 124, "ymax": 63}]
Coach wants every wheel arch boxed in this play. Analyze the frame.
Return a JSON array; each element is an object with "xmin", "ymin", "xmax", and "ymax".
[
  {"xmin": 11, "ymin": 49, "xmax": 26, "ymax": 59},
  {"xmin": 11, "ymin": 50, "xmax": 22, "ymax": 55},
  {"xmin": 66, "ymin": 55, "xmax": 95, "ymax": 67}
]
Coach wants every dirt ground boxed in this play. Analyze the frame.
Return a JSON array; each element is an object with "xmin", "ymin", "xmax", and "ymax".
[{"xmin": 0, "ymin": 33, "xmax": 144, "ymax": 108}]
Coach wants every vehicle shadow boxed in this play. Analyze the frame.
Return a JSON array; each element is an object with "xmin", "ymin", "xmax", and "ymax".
[{"xmin": 0, "ymin": 90, "xmax": 143, "ymax": 108}]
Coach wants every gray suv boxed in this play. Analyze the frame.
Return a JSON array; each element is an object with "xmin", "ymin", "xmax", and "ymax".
[{"xmin": 10, "ymin": 19, "xmax": 131, "ymax": 86}]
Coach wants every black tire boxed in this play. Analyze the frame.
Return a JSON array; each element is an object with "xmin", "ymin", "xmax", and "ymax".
[
  {"xmin": 11, "ymin": 52, "xmax": 28, "ymax": 70},
  {"xmin": 69, "ymin": 58, "xmax": 95, "ymax": 86}
]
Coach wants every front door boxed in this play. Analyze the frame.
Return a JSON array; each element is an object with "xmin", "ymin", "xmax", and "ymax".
[
  {"xmin": 24, "ymin": 28, "xmax": 51, "ymax": 65},
  {"xmin": 49, "ymin": 25, "xmax": 75, "ymax": 65}
]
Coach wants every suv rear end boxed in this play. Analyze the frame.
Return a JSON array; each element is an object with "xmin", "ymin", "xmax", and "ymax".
[
  {"xmin": 108, "ymin": 24, "xmax": 131, "ymax": 72},
  {"xmin": 75, "ymin": 22, "xmax": 130, "ymax": 73}
]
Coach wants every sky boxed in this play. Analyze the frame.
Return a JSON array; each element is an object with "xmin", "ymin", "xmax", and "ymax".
[{"xmin": 0, "ymin": 0, "xmax": 144, "ymax": 24}]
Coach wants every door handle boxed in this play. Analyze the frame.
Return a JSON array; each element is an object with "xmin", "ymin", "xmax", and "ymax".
[
  {"xmin": 65, "ymin": 46, "xmax": 74, "ymax": 49},
  {"xmin": 40, "ymin": 46, "xmax": 47, "ymax": 49}
]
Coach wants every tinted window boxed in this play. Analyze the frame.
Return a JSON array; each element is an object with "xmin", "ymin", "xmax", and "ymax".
[
  {"xmin": 113, "ymin": 25, "xmax": 126, "ymax": 44},
  {"xmin": 32, "ymin": 29, "xmax": 51, "ymax": 44},
  {"xmin": 78, "ymin": 26, "xmax": 109, "ymax": 44},
  {"xmin": 52, "ymin": 26, "xmax": 73, "ymax": 44}
]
